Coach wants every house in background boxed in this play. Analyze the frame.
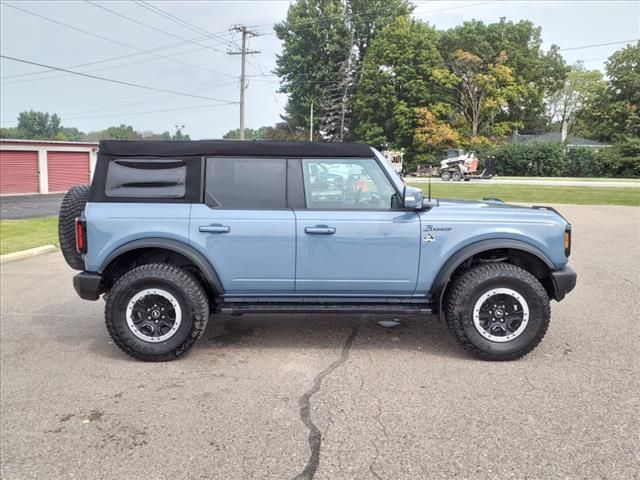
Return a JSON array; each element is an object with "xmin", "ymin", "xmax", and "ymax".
[{"xmin": 511, "ymin": 132, "xmax": 609, "ymax": 149}]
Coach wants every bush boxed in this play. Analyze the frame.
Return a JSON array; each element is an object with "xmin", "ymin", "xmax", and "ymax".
[
  {"xmin": 408, "ymin": 139, "xmax": 639, "ymax": 178},
  {"xmin": 595, "ymin": 138, "xmax": 640, "ymax": 178},
  {"xmin": 564, "ymin": 147, "xmax": 599, "ymax": 177},
  {"xmin": 491, "ymin": 143, "xmax": 565, "ymax": 177}
]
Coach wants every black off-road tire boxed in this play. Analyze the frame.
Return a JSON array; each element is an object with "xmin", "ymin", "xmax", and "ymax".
[
  {"xmin": 105, "ymin": 263, "xmax": 209, "ymax": 362},
  {"xmin": 451, "ymin": 171, "xmax": 463, "ymax": 181},
  {"xmin": 440, "ymin": 171, "xmax": 452, "ymax": 181},
  {"xmin": 445, "ymin": 263, "xmax": 550, "ymax": 361},
  {"xmin": 58, "ymin": 184, "xmax": 90, "ymax": 270}
]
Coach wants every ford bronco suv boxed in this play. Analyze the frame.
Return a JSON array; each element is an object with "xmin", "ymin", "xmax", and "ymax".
[{"xmin": 59, "ymin": 140, "xmax": 576, "ymax": 362}]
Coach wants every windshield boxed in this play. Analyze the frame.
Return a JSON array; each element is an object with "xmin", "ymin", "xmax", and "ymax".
[{"xmin": 371, "ymin": 148, "xmax": 405, "ymax": 190}]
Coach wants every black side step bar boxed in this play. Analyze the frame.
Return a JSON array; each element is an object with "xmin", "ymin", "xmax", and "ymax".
[{"xmin": 217, "ymin": 303, "xmax": 433, "ymax": 315}]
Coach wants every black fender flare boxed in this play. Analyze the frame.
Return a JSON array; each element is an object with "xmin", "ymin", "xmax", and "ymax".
[
  {"xmin": 99, "ymin": 238, "xmax": 224, "ymax": 294},
  {"xmin": 431, "ymin": 239, "xmax": 555, "ymax": 316}
]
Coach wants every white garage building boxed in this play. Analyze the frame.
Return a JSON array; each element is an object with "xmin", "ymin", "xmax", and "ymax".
[{"xmin": 0, "ymin": 139, "xmax": 99, "ymax": 195}]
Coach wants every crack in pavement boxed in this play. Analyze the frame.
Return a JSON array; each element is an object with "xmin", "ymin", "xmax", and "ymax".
[{"xmin": 292, "ymin": 326, "xmax": 359, "ymax": 480}]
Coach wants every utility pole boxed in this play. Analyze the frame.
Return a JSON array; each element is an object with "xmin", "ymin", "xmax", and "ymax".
[
  {"xmin": 309, "ymin": 101, "xmax": 314, "ymax": 141},
  {"xmin": 228, "ymin": 26, "xmax": 260, "ymax": 140}
]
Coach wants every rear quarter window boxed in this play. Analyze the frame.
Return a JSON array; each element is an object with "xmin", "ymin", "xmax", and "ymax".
[{"xmin": 106, "ymin": 159, "xmax": 186, "ymax": 198}]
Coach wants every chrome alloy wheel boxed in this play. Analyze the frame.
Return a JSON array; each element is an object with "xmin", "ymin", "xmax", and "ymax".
[
  {"xmin": 126, "ymin": 288, "xmax": 182, "ymax": 342},
  {"xmin": 472, "ymin": 288, "xmax": 529, "ymax": 342}
]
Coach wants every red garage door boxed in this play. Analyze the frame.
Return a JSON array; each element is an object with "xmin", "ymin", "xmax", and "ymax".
[
  {"xmin": 47, "ymin": 151, "xmax": 90, "ymax": 193},
  {"xmin": 0, "ymin": 150, "xmax": 39, "ymax": 195}
]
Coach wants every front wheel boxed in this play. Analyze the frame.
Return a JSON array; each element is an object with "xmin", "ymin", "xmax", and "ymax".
[
  {"xmin": 105, "ymin": 263, "xmax": 209, "ymax": 361},
  {"xmin": 451, "ymin": 171, "xmax": 463, "ymax": 181},
  {"xmin": 445, "ymin": 263, "xmax": 550, "ymax": 361},
  {"xmin": 440, "ymin": 171, "xmax": 451, "ymax": 181}
]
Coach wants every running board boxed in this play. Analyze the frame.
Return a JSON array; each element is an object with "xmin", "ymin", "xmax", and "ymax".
[{"xmin": 217, "ymin": 303, "xmax": 433, "ymax": 315}]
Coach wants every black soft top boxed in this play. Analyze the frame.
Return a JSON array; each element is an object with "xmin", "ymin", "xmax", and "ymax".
[{"xmin": 99, "ymin": 140, "xmax": 373, "ymax": 158}]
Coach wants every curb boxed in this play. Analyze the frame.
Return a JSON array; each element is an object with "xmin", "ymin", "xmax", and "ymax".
[{"xmin": 0, "ymin": 245, "xmax": 58, "ymax": 264}]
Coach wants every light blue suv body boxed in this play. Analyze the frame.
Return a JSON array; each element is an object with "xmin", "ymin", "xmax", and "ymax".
[{"xmin": 66, "ymin": 140, "xmax": 576, "ymax": 361}]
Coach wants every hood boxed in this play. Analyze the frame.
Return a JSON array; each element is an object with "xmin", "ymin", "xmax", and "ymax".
[{"xmin": 435, "ymin": 198, "xmax": 569, "ymax": 224}]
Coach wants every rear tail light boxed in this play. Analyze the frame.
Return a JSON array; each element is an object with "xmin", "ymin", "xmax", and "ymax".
[
  {"xmin": 564, "ymin": 225, "xmax": 572, "ymax": 257},
  {"xmin": 75, "ymin": 218, "xmax": 87, "ymax": 254}
]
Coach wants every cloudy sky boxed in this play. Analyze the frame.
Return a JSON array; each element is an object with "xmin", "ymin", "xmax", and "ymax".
[{"xmin": 1, "ymin": 0, "xmax": 638, "ymax": 139}]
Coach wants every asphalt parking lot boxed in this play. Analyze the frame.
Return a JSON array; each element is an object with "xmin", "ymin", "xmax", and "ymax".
[
  {"xmin": 0, "ymin": 193, "xmax": 64, "ymax": 219},
  {"xmin": 1, "ymin": 204, "xmax": 638, "ymax": 480}
]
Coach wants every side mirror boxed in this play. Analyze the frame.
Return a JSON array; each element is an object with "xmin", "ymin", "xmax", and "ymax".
[{"xmin": 403, "ymin": 186, "xmax": 424, "ymax": 210}]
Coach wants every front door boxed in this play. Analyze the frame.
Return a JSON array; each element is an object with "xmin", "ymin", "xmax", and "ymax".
[
  {"xmin": 294, "ymin": 158, "xmax": 421, "ymax": 295},
  {"xmin": 190, "ymin": 157, "xmax": 295, "ymax": 294}
]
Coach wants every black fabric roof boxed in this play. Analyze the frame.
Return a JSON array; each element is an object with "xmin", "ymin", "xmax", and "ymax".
[{"xmin": 99, "ymin": 140, "xmax": 373, "ymax": 158}]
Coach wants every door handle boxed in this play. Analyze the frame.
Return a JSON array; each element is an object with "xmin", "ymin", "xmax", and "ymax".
[
  {"xmin": 305, "ymin": 226, "xmax": 336, "ymax": 235},
  {"xmin": 199, "ymin": 224, "xmax": 230, "ymax": 234}
]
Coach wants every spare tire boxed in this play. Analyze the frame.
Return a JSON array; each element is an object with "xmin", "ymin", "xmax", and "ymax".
[{"xmin": 58, "ymin": 184, "xmax": 90, "ymax": 270}]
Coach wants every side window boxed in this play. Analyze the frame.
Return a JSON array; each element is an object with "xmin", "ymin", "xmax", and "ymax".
[
  {"xmin": 205, "ymin": 158, "xmax": 286, "ymax": 209},
  {"xmin": 302, "ymin": 158, "xmax": 397, "ymax": 210},
  {"xmin": 105, "ymin": 159, "xmax": 186, "ymax": 198}
]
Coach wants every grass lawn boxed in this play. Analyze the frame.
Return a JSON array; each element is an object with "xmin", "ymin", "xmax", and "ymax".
[
  {"xmin": 409, "ymin": 183, "xmax": 640, "ymax": 207},
  {"xmin": 494, "ymin": 176, "xmax": 639, "ymax": 183},
  {"xmin": 0, "ymin": 217, "xmax": 59, "ymax": 255}
]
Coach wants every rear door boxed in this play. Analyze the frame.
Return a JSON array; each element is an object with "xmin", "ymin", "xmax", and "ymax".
[
  {"xmin": 294, "ymin": 157, "xmax": 421, "ymax": 295},
  {"xmin": 190, "ymin": 157, "xmax": 295, "ymax": 295}
]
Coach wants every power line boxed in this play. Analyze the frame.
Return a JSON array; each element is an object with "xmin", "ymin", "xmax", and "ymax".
[
  {"xmin": 4, "ymin": 77, "xmax": 240, "ymax": 119},
  {"xmin": 57, "ymin": 80, "xmax": 240, "ymax": 118},
  {"xmin": 84, "ymin": 0, "xmax": 228, "ymax": 54},
  {"xmin": 559, "ymin": 39, "xmax": 639, "ymax": 51},
  {"xmin": 1, "ymin": 45, "xmax": 220, "ymax": 85},
  {"xmin": 2, "ymin": 2, "xmax": 234, "ymax": 78},
  {"xmin": 134, "ymin": 1, "xmax": 239, "ymax": 50},
  {"xmin": 62, "ymin": 103, "xmax": 235, "ymax": 121},
  {"xmin": 0, "ymin": 55, "xmax": 238, "ymax": 104},
  {"xmin": 1, "ymin": 38, "xmax": 207, "ymax": 80}
]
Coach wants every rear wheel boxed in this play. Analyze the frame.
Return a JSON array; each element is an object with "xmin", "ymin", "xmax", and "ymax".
[
  {"xmin": 445, "ymin": 263, "xmax": 550, "ymax": 361},
  {"xmin": 452, "ymin": 171, "xmax": 463, "ymax": 181},
  {"xmin": 58, "ymin": 184, "xmax": 89, "ymax": 270},
  {"xmin": 440, "ymin": 171, "xmax": 451, "ymax": 181},
  {"xmin": 105, "ymin": 263, "xmax": 209, "ymax": 361}
]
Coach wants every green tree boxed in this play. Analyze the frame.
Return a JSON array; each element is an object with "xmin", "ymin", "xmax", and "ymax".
[
  {"xmin": 545, "ymin": 63, "xmax": 606, "ymax": 137},
  {"xmin": 15, "ymin": 110, "xmax": 62, "ymax": 139},
  {"xmin": 222, "ymin": 127, "xmax": 263, "ymax": 140},
  {"xmin": 346, "ymin": 0, "xmax": 413, "ymax": 74},
  {"xmin": 412, "ymin": 106, "xmax": 461, "ymax": 164},
  {"xmin": 223, "ymin": 121, "xmax": 307, "ymax": 141},
  {"xmin": 102, "ymin": 125, "xmax": 142, "ymax": 140},
  {"xmin": 353, "ymin": 17, "xmax": 443, "ymax": 148},
  {"xmin": 58, "ymin": 127, "xmax": 87, "ymax": 142},
  {"xmin": 0, "ymin": 127, "xmax": 21, "ymax": 139},
  {"xmin": 171, "ymin": 125, "xmax": 190, "ymax": 141},
  {"xmin": 274, "ymin": 0, "xmax": 412, "ymax": 141},
  {"xmin": 578, "ymin": 42, "xmax": 639, "ymax": 142},
  {"xmin": 438, "ymin": 19, "xmax": 567, "ymax": 132},
  {"xmin": 274, "ymin": 0, "xmax": 351, "ymax": 137},
  {"xmin": 433, "ymin": 50, "xmax": 519, "ymax": 138}
]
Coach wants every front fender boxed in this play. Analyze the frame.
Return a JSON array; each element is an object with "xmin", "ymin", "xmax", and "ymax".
[{"xmin": 428, "ymin": 238, "xmax": 555, "ymax": 315}]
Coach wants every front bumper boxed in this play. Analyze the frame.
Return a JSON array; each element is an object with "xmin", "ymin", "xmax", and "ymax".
[
  {"xmin": 73, "ymin": 271, "xmax": 103, "ymax": 301},
  {"xmin": 550, "ymin": 265, "xmax": 577, "ymax": 301}
]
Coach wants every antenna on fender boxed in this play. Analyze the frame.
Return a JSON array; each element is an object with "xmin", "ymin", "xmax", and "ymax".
[{"xmin": 428, "ymin": 164, "xmax": 432, "ymax": 202}]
